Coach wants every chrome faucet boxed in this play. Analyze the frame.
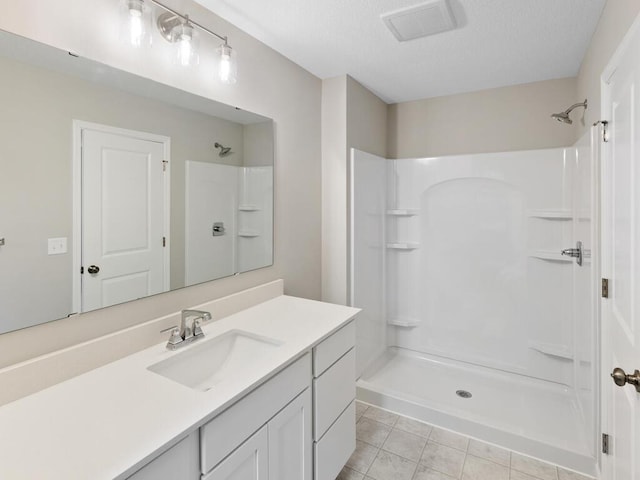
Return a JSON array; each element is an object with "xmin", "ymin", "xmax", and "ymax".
[{"xmin": 165, "ymin": 309, "xmax": 212, "ymax": 350}]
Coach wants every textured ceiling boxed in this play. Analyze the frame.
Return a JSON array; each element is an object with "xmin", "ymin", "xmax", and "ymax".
[{"xmin": 194, "ymin": 0, "xmax": 607, "ymax": 104}]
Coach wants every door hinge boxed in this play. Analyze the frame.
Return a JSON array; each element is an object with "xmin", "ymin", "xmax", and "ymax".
[
  {"xmin": 602, "ymin": 278, "xmax": 609, "ymax": 298},
  {"xmin": 162, "ymin": 237, "xmax": 166, "ymax": 247},
  {"xmin": 162, "ymin": 160, "xmax": 168, "ymax": 172},
  {"xmin": 594, "ymin": 120, "xmax": 609, "ymax": 142},
  {"xmin": 80, "ymin": 266, "xmax": 84, "ymax": 274},
  {"xmin": 602, "ymin": 433, "xmax": 610, "ymax": 454}
]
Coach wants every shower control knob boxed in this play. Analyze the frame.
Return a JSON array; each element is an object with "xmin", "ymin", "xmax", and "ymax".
[
  {"xmin": 611, "ymin": 367, "xmax": 640, "ymax": 392},
  {"xmin": 561, "ymin": 241, "xmax": 583, "ymax": 266},
  {"xmin": 87, "ymin": 265, "xmax": 100, "ymax": 274},
  {"xmin": 212, "ymin": 222, "xmax": 225, "ymax": 236}
]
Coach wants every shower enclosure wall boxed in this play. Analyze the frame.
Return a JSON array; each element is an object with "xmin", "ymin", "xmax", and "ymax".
[
  {"xmin": 185, "ymin": 162, "xmax": 273, "ymax": 286},
  {"xmin": 349, "ymin": 136, "xmax": 598, "ymax": 475}
]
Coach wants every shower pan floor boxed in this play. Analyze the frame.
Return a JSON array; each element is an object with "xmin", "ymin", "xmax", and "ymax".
[{"xmin": 357, "ymin": 347, "xmax": 595, "ymax": 476}]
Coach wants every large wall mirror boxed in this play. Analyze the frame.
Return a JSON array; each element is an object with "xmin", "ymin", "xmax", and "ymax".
[{"xmin": 0, "ymin": 30, "xmax": 274, "ymax": 335}]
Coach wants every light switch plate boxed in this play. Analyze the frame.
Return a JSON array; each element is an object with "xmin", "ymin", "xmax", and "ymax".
[{"xmin": 48, "ymin": 237, "xmax": 67, "ymax": 255}]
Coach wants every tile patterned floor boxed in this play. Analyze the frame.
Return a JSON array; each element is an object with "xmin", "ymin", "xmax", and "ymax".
[{"xmin": 337, "ymin": 402, "xmax": 594, "ymax": 480}]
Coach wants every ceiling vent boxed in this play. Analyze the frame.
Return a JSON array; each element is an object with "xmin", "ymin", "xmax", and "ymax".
[{"xmin": 382, "ymin": 0, "xmax": 456, "ymax": 42}]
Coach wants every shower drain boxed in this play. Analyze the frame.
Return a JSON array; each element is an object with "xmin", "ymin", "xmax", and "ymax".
[{"xmin": 456, "ymin": 390, "xmax": 472, "ymax": 399}]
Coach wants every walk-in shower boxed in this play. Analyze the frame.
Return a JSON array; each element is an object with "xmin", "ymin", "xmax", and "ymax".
[{"xmin": 349, "ymin": 134, "xmax": 598, "ymax": 475}]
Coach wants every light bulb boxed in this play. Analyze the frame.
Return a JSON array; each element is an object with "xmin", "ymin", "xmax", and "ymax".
[
  {"xmin": 178, "ymin": 33, "xmax": 192, "ymax": 67},
  {"xmin": 220, "ymin": 51, "xmax": 231, "ymax": 81},
  {"xmin": 172, "ymin": 23, "xmax": 199, "ymax": 67},
  {"xmin": 120, "ymin": 0, "xmax": 151, "ymax": 48},
  {"xmin": 217, "ymin": 43, "xmax": 237, "ymax": 84},
  {"xmin": 129, "ymin": 8, "xmax": 143, "ymax": 46}
]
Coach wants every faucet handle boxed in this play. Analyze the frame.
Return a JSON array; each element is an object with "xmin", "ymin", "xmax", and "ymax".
[
  {"xmin": 162, "ymin": 326, "xmax": 183, "ymax": 350},
  {"xmin": 193, "ymin": 319, "xmax": 204, "ymax": 338}
]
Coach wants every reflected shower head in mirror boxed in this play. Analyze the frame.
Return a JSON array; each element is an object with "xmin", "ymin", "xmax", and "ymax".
[
  {"xmin": 551, "ymin": 99, "xmax": 587, "ymax": 125},
  {"xmin": 214, "ymin": 142, "xmax": 233, "ymax": 157}
]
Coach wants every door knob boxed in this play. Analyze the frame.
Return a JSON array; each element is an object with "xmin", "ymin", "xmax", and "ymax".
[
  {"xmin": 611, "ymin": 367, "xmax": 640, "ymax": 392},
  {"xmin": 87, "ymin": 265, "xmax": 100, "ymax": 274}
]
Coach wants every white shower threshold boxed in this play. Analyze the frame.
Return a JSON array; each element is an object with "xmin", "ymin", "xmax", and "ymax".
[{"xmin": 356, "ymin": 347, "xmax": 596, "ymax": 476}]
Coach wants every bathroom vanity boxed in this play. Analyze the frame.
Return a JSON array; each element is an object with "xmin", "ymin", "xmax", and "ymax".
[{"xmin": 0, "ymin": 293, "xmax": 359, "ymax": 480}]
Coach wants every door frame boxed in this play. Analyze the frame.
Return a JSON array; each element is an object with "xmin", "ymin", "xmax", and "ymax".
[
  {"xmin": 72, "ymin": 120, "xmax": 171, "ymax": 314},
  {"xmin": 599, "ymin": 10, "xmax": 640, "ymax": 478}
]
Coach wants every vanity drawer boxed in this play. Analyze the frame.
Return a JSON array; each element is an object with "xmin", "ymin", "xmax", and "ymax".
[
  {"xmin": 313, "ymin": 320, "xmax": 355, "ymax": 377},
  {"xmin": 200, "ymin": 353, "xmax": 311, "ymax": 474},
  {"xmin": 314, "ymin": 401, "xmax": 355, "ymax": 480},
  {"xmin": 313, "ymin": 348, "xmax": 355, "ymax": 439}
]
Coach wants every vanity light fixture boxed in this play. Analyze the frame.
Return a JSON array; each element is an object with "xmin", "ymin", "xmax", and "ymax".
[
  {"xmin": 158, "ymin": 13, "xmax": 200, "ymax": 67},
  {"xmin": 122, "ymin": 0, "xmax": 238, "ymax": 82}
]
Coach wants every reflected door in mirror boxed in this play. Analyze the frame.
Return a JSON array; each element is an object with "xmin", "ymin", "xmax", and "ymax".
[{"xmin": 80, "ymin": 125, "xmax": 169, "ymax": 312}]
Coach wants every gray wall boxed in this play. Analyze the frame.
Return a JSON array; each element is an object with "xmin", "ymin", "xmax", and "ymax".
[
  {"xmin": 347, "ymin": 77, "xmax": 388, "ymax": 159},
  {"xmin": 321, "ymin": 75, "xmax": 387, "ymax": 305},
  {"xmin": 321, "ymin": 76, "xmax": 348, "ymax": 305},
  {"xmin": 387, "ymin": 77, "xmax": 578, "ymax": 159},
  {"xmin": 243, "ymin": 122, "xmax": 274, "ymax": 167},
  {"xmin": 0, "ymin": 0, "xmax": 321, "ymax": 368}
]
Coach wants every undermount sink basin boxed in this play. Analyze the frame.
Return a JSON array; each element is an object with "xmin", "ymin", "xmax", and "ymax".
[{"xmin": 148, "ymin": 330, "xmax": 283, "ymax": 392}]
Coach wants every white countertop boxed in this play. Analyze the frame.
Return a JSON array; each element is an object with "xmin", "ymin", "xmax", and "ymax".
[{"xmin": 0, "ymin": 295, "xmax": 359, "ymax": 480}]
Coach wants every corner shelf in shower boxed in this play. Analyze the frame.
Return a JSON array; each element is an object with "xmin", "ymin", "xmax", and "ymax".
[
  {"xmin": 386, "ymin": 242, "xmax": 419, "ymax": 250},
  {"xmin": 238, "ymin": 231, "xmax": 260, "ymax": 238},
  {"xmin": 527, "ymin": 209, "xmax": 572, "ymax": 220},
  {"xmin": 528, "ymin": 250, "xmax": 573, "ymax": 262},
  {"xmin": 386, "ymin": 209, "xmax": 419, "ymax": 217},
  {"xmin": 529, "ymin": 341, "xmax": 574, "ymax": 361},
  {"xmin": 238, "ymin": 205, "xmax": 260, "ymax": 211},
  {"xmin": 388, "ymin": 318, "xmax": 419, "ymax": 327}
]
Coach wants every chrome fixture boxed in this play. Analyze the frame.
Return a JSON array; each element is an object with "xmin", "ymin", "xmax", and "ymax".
[
  {"xmin": 164, "ymin": 309, "xmax": 212, "ymax": 350},
  {"xmin": 551, "ymin": 99, "xmax": 588, "ymax": 125},
  {"xmin": 119, "ymin": 0, "xmax": 237, "ymax": 83},
  {"xmin": 214, "ymin": 142, "xmax": 233, "ymax": 157},
  {"xmin": 456, "ymin": 390, "xmax": 472, "ymax": 399},
  {"xmin": 561, "ymin": 241, "xmax": 584, "ymax": 266},
  {"xmin": 611, "ymin": 367, "xmax": 640, "ymax": 393},
  {"xmin": 212, "ymin": 222, "xmax": 225, "ymax": 236},
  {"xmin": 158, "ymin": 11, "xmax": 199, "ymax": 66},
  {"xmin": 593, "ymin": 120, "xmax": 610, "ymax": 142}
]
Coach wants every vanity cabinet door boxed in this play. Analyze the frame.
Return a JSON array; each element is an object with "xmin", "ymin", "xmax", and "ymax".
[
  {"xmin": 127, "ymin": 432, "xmax": 199, "ymax": 480},
  {"xmin": 268, "ymin": 388, "xmax": 312, "ymax": 480},
  {"xmin": 203, "ymin": 426, "xmax": 268, "ymax": 480}
]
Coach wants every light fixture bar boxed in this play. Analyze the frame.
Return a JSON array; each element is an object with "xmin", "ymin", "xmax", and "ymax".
[{"xmin": 148, "ymin": 0, "xmax": 228, "ymax": 44}]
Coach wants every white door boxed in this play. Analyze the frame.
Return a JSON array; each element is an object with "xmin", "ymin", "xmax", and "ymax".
[
  {"xmin": 268, "ymin": 389, "xmax": 312, "ymax": 480},
  {"xmin": 203, "ymin": 426, "xmax": 268, "ymax": 480},
  {"xmin": 81, "ymin": 126, "xmax": 168, "ymax": 312},
  {"xmin": 601, "ymin": 16, "xmax": 640, "ymax": 480}
]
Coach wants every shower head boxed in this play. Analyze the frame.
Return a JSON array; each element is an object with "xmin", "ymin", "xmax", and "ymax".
[
  {"xmin": 551, "ymin": 111, "xmax": 573, "ymax": 124},
  {"xmin": 551, "ymin": 99, "xmax": 588, "ymax": 125},
  {"xmin": 214, "ymin": 142, "xmax": 233, "ymax": 157}
]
